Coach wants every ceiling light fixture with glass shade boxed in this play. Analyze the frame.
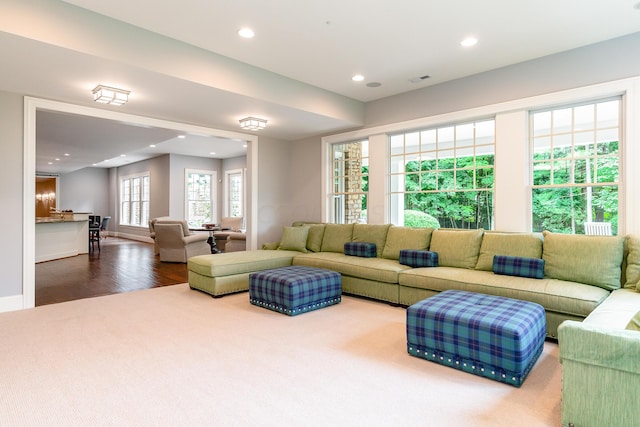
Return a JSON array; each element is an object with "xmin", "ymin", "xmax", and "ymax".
[
  {"xmin": 92, "ymin": 85, "xmax": 130, "ymax": 106},
  {"xmin": 239, "ymin": 117, "xmax": 267, "ymax": 131}
]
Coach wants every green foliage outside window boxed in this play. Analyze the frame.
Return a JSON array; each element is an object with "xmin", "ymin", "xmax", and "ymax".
[{"xmin": 402, "ymin": 153, "xmax": 494, "ymax": 229}]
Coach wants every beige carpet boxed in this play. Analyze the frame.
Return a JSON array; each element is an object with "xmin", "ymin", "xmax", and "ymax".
[{"xmin": 0, "ymin": 285, "xmax": 561, "ymax": 426}]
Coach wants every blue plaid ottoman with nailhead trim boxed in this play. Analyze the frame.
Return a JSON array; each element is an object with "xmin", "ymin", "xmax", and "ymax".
[
  {"xmin": 249, "ymin": 266, "xmax": 342, "ymax": 316},
  {"xmin": 406, "ymin": 289, "xmax": 546, "ymax": 387}
]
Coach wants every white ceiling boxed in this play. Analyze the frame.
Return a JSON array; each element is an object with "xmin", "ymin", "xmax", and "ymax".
[{"xmin": 3, "ymin": 0, "xmax": 640, "ymax": 174}]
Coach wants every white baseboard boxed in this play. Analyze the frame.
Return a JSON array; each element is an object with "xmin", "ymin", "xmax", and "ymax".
[
  {"xmin": 0, "ymin": 294, "xmax": 25, "ymax": 313},
  {"xmin": 112, "ymin": 232, "xmax": 154, "ymax": 244}
]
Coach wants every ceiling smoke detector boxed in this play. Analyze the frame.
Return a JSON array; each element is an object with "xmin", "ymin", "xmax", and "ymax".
[{"xmin": 409, "ymin": 75, "xmax": 431, "ymax": 84}]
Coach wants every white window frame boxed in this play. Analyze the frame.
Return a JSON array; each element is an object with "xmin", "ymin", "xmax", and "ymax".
[
  {"xmin": 119, "ymin": 172, "xmax": 150, "ymax": 227},
  {"xmin": 185, "ymin": 169, "xmax": 216, "ymax": 228},
  {"xmin": 321, "ymin": 77, "xmax": 640, "ymax": 234},
  {"xmin": 529, "ymin": 97, "xmax": 621, "ymax": 234},
  {"xmin": 224, "ymin": 168, "xmax": 245, "ymax": 219}
]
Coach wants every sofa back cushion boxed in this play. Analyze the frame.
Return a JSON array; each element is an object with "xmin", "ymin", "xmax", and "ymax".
[
  {"xmin": 382, "ymin": 226, "xmax": 433, "ymax": 260},
  {"xmin": 306, "ymin": 224, "xmax": 326, "ymax": 252},
  {"xmin": 429, "ymin": 229, "xmax": 484, "ymax": 269},
  {"xmin": 321, "ymin": 223, "xmax": 354, "ymax": 253},
  {"xmin": 352, "ymin": 224, "xmax": 390, "ymax": 257},
  {"xmin": 475, "ymin": 232, "xmax": 543, "ymax": 271},
  {"xmin": 542, "ymin": 231, "xmax": 624, "ymax": 291},
  {"xmin": 624, "ymin": 234, "xmax": 640, "ymax": 291},
  {"xmin": 277, "ymin": 226, "xmax": 309, "ymax": 253}
]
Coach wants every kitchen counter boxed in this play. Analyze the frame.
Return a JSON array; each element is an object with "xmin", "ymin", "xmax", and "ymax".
[{"xmin": 35, "ymin": 213, "xmax": 92, "ymax": 262}]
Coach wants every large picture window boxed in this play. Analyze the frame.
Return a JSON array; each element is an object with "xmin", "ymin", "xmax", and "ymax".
[
  {"xmin": 330, "ymin": 140, "xmax": 368, "ymax": 224},
  {"xmin": 389, "ymin": 120, "xmax": 495, "ymax": 229},
  {"xmin": 530, "ymin": 98, "xmax": 620, "ymax": 234},
  {"xmin": 120, "ymin": 173, "xmax": 149, "ymax": 227},
  {"xmin": 185, "ymin": 169, "xmax": 216, "ymax": 228}
]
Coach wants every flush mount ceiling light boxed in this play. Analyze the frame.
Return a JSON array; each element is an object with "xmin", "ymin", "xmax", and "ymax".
[
  {"xmin": 239, "ymin": 117, "xmax": 267, "ymax": 131},
  {"xmin": 92, "ymin": 85, "xmax": 130, "ymax": 106},
  {"xmin": 352, "ymin": 74, "xmax": 365, "ymax": 82}
]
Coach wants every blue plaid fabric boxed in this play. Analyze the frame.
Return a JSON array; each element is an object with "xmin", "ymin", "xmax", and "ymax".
[
  {"xmin": 492, "ymin": 255, "xmax": 544, "ymax": 279},
  {"xmin": 406, "ymin": 290, "xmax": 546, "ymax": 387},
  {"xmin": 344, "ymin": 242, "xmax": 377, "ymax": 257},
  {"xmin": 399, "ymin": 249, "xmax": 438, "ymax": 267},
  {"xmin": 249, "ymin": 266, "xmax": 342, "ymax": 316}
]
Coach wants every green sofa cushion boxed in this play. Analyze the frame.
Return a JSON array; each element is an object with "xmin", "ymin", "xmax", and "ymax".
[
  {"xmin": 382, "ymin": 226, "xmax": 433, "ymax": 260},
  {"xmin": 475, "ymin": 232, "xmax": 543, "ymax": 271},
  {"xmin": 542, "ymin": 231, "xmax": 624, "ymax": 291},
  {"xmin": 278, "ymin": 226, "xmax": 308, "ymax": 253},
  {"xmin": 352, "ymin": 224, "xmax": 390, "ymax": 257},
  {"xmin": 624, "ymin": 234, "xmax": 640, "ymax": 291},
  {"xmin": 321, "ymin": 223, "xmax": 354, "ymax": 253},
  {"xmin": 187, "ymin": 250, "xmax": 299, "ymax": 277},
  {"xmin": 306, "ymin": 224, "xmax": 326, "ymax": 252},
  {"xmin": 429, "ymin": 229, "xmax": 484, "ymax": 269}
]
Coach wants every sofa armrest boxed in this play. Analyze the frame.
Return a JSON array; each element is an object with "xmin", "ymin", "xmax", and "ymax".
[
  {"xmin": 183, "ymin": 233, "xmax": 209, "ymax": 245},
  {"xmin": 559, "ymin": 320, "xmax": 640, "ymax": 374},
  {"xmin": 558, "ymin": 320, "xmax": 640, "ymax": 426}
]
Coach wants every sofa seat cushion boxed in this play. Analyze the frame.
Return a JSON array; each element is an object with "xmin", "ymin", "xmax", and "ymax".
[
  {"xmin": 292, "ymin": 252, "xmax": 411, "ymax": 284},
  {"xmin": 398, "ymin": 267, "xmax": 609, "ymax": 318},
  {"xmin": 188, "ymin": 250, "xmax": 300, "ymax": 278},
  {"xmin": 582, "ymin": 288, "xmax": 640, "ymax": 329}
]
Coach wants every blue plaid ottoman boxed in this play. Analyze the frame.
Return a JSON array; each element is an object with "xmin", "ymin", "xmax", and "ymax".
[
  {"xmin": 406, "ymin": 290, "xmax": 546, "ymax": 387},
  {"xmin": 249, "ymin": 266, "xmax": 342, "ymax": 315}
]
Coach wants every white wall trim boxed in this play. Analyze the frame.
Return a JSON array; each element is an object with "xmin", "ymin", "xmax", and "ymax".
[
  {"xmin": 0, "ymin": 294, "xmax": 25, "ymax": 314},
  {"xmin": 23, "ymin": 97, "xmax": 258, "ymax": 311}
]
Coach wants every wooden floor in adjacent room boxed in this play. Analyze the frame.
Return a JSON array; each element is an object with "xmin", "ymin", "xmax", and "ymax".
[{"xmin": 35, "ymin": 237, "xmax": 189, "ymax": 306}]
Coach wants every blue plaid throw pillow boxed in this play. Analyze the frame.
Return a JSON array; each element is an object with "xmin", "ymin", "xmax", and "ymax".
[
  {"xmin": 492, "ymin": 255, "xmax": 544, "ymax": 279},
  {"xmin": 399, "ymin": 249, "xmax": 438, "ymax": 267},
  {"xmin": 344, "ymin": 242, "xmax": 377, "ymax": 257}
]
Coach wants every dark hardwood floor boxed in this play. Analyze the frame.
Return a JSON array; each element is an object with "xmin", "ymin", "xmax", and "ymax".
[{"xmin": 35, "ymin": 237, "xmax": 188, "ymax": 306}]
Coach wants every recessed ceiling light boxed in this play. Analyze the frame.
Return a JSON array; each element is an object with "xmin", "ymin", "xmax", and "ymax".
[
  {"xmin": 460, "ymin": 37, "xmax": 478, "ymax": 47},
  {"xmin": 55, "ymin": 158, "xmax": 60, "ymax": 161},
  {"xmin": 149, "ymin": 144, "xmax": 156, "ymax": 148},
  {"xmin": 366, "ymin": 82, "xmax": 382, "ymax": 88},
  {"xmin": 238, "ymin": 28, "xmax": 255, "ymax": 38},
  {"xmin": 352, "ymin": 74, "xmax": 365, "ymax": 82},
  {"xmin": 47, "ymin": 162, "xmax": 53, "ymax": 165},
  {"xmin": 120, "ymin": 154, "xmax": 126, "ymax": 157},
  {"xmin": 178, "ymin": 135, "xmax": 186, "ymax": 139},
  {"xmin": 64, "ymin": 153, "xmax": 70, "ymax": 156},
  {"xmin": 209, "ymin": 152, "xmax": 216, "ymax": 155}
]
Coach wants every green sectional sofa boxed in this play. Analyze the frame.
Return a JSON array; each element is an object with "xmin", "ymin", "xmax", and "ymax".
[{"xmin": 187, "ymin": 222, "xmax": 637, "ymax": 339}]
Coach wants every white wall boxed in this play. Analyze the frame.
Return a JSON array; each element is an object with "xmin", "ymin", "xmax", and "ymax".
[
  {"xmin": 59, "ymin": 167, "xmax": 109, "ymax": 216},
  {"xmin": 0, "ymin": 91, "xmax": 24, "ymax": 301},
  {"xmin": 257, "ymin": 137, "xmax": 293, "ymax": 245}
]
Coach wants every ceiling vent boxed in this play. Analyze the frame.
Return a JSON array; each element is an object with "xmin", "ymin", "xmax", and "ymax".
[{"xmin": 409, "ymin": 75, "xmax": 431, "ymax": 83}]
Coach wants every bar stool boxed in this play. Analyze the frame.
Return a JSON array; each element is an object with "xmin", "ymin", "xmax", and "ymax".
[{"xmin": 89, "ymin": 215, "xmax": 101, "ymax": 253}]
